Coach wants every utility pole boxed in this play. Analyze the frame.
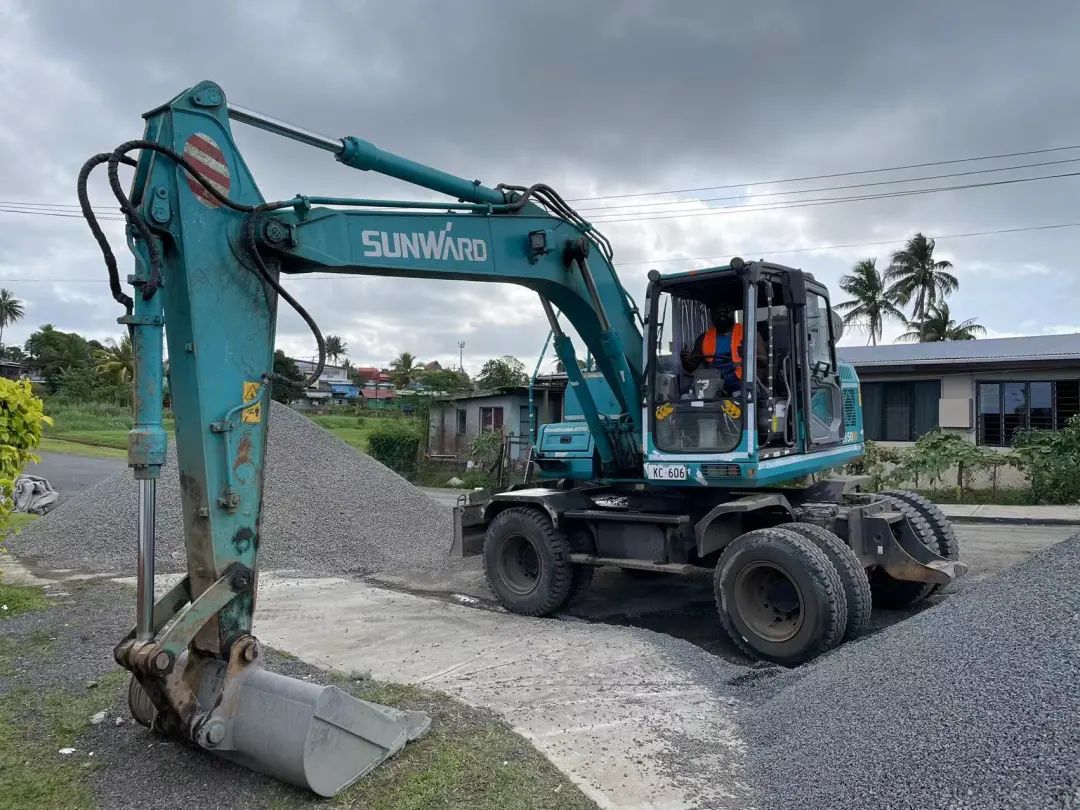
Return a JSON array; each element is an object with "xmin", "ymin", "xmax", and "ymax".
[{"xmin": 457, "ymin": 340, "xmax": 465, "ymax": 372}]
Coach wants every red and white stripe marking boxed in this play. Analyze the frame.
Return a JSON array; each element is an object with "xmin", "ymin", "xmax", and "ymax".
[{"xmin": 183, "ymin": 133, "xmax": 231, "ymax": 207}]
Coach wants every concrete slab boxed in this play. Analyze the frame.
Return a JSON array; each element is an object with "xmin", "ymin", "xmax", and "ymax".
[
  {"xmin": 251, "ymin": 573, "xmax": 751, "ymax": 810},
  {"xmin": 939, "ymin": 502, "xmax": 1080, "ymax": 525}
]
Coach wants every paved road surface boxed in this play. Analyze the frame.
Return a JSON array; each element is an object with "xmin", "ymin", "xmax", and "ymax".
[{"xmin": 28, "ymin": 452, "xmax": 123, "ymax": 500}]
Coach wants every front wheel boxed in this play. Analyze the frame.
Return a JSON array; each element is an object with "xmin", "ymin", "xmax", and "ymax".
[
  {"xmin": 483, "ymin": 507, "xmax": 574, "ymax": 616},
  {"xmin": 715, "ymin": 527, "xmax": 848, "ymax": 666}
]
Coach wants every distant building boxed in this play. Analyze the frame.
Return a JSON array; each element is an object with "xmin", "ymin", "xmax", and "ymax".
[
  {"xmin": 838, "ymin": 333, "xmax": 1080, "ymax": 447},
  {"xmin": 359, "ymin": 380, "xmax": 397, "ymax": 409},
  {"xmin": 427, "ymin": 374, "xmax": 566, "ymax": 464},
  {"xmin": 293, "ymin": 359, "xmax": 359, "ymax": 403}
]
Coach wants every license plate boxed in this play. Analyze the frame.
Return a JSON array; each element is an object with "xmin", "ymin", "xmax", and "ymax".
[{"xmin": 645, "ymin": 463, "xmax": 689, "ymax": 481}]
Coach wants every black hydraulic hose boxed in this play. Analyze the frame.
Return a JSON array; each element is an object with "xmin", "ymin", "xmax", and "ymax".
[
  {"xmin": 78, "ymin": 152, "xmax": 136, "ymax": 313},
  {"xmin": 80, "ymin": 139, "xmax": 326, "ymax": 388},
  {"xmin": 244, "ymin": 209, "xmax": 326, "ymax": 387}
]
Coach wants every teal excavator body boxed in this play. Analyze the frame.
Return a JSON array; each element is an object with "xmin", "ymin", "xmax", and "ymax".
[{"xmin": 80, "ymin": 80, "xmax": 961, "ymax": 795}]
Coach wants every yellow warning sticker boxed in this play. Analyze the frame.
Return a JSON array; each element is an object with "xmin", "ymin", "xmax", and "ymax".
[
  {"xmin": 722, "ymin": 399, "xmax": 742, "ymax": 419},
  {"xmin": 242, "ymin": 381, "xmax": 262, "ymax": 424},
  {"xmin": 655, "ymin": 402, "xmax": 674, "ymax": 421}
]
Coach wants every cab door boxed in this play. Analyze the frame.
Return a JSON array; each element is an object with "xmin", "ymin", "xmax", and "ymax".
[{"xmin": 804, "ymin": 290, "xmax": 843, "ymax": 445}]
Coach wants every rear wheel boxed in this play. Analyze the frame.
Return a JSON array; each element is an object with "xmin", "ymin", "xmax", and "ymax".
[
  {"xmin": 483, "ymin": 507, "xmax": 574, "ymax": 616},
  {"xmin": 882, "ymin": 489, "xmax": 960, "ymax": 560},
  {"xmin": 870, "ymin": 494, "xmax": 940, "ymax": 609},
  {"xmin": 714, "ymin": 527, "xmax": 847, "ymax": 666},
  {"xmin": 783, "ymin": 522, "xmax": 872, "ymax": 642}
]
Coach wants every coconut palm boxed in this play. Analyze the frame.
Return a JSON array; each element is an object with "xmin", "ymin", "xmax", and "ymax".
[
  {"xmin": 885, "ymin": 233, "xmax": 958, "ymax": 320},
  {"xmin": 389, "ymin": 351, "xmax": 419, "ymax": 387},
  {"xmin": 324, "ymin": 334, "xmax": 347, "ymax": 365},
  {"xmin": 0, "ymin": 288, "xmax": 25, "ymax": 349},
  {"xmin": 93, "ymin": 334, "xmax": 135, "ymax": 383},
  {"xmin": 834, "ymin": 258, "xmax": 906, "ymax": 345},
  {"xmin": 898, "ymin": 302, "xmax": 985, "ymax": 342}
]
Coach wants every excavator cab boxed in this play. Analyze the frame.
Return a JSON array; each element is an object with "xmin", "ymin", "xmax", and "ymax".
[{"xmin": 643, "ymin": 260, "xmax": 855, "ymax": 486}]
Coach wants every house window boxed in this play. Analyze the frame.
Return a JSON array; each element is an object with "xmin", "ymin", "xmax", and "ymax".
[
  {"xmin": 860, "ymin": 380, "xmax": 940, "ymax": 442},
  {"xmin": 480, "ymin": 406, "xmax": 504, "ymax": 433},
  {"xmin": 977, "ymin": 380, "xmax": 1080, "ymax": 446},
  {"xmin": 456, "ymin": 409, "xmax": 467, "ymax": 436},
  {"xmin": 519, "ymin": 405, "xmax": 530, "ymax": 440}
]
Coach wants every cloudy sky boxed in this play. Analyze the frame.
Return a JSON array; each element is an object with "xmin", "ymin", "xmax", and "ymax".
[{"xmin": 2, "ymin": 0, "xmax": 1079, "ymax": 373}]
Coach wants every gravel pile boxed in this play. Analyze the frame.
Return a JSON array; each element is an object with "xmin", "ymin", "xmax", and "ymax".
[
  {"xmin": 742, "ymin": 534, "xmax": 1080, "ymax": 810},
  {"xmin": 10, "ymin": 402, "xmax": 453, "ymax": 576}
]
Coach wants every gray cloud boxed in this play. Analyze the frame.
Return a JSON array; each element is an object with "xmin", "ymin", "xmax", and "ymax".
[{"xmin": 2, "ymin": 0, "xmax": 1079, "ymax": 366}]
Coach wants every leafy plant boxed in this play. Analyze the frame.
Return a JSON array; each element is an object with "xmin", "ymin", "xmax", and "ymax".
[
  {"xmin": 475, "ymin": 356, "xmax": 527, "ymax": 389},
  {"xmin": 367, "ymin": 420, "xmax": 425, "ymax": 479},
  {"xmin": 0, "ymin": 378, "xmax": 50, "ymax": 517},
  {"xmin": 1013, "ymin": 415, "xmax": 1080, "ymax": 504}
]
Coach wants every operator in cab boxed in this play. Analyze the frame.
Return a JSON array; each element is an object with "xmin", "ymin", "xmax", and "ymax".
[{"xmin": 680, "ymin": 304, "xmax": 765, "ymax": 392}]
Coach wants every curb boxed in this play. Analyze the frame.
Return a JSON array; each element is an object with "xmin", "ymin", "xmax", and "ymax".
[{"xmin": 946, "ymin": 515, "xmax": 1080, "ymax": 527}]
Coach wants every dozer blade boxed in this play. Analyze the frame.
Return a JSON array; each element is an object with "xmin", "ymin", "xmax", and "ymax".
[{"xmin": 188, "ymin": 663, "xmax": 430, "ymax": 797}]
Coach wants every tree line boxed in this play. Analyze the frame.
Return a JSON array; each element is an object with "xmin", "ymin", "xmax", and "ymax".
[{"xmin": 835, "ymin": 233, "xmax": 985, "ymax": 345}]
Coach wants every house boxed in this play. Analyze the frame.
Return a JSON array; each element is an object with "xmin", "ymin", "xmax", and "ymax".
[
  {"xmin": 838, "ymin": 333, "xmax": 1080, "ymax": 447},
  {"xmin": 359, "ymin": 380, "xmax": 397, "ymax": 409},
  {"xmin": 428, "ymin": 374, "xmax": 566, "ymax": 463},
  {"xmin": 294, "ymin": 359, "xmax": 359, "ymax": 403}
]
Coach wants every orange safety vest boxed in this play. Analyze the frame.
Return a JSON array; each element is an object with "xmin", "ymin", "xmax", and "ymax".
[{"xmin": 701, "ymin": 323, "xmax": 743, "ymax": 380}]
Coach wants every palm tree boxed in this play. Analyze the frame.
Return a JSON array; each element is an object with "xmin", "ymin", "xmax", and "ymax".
[
  {"xmin": 834, "ymin": 258, "xmax": 906, "ymax": 345},
  {"xmin": 93, "ymin": 335, "xmax": 135, "ymax": 383},
  {"xmin": 0, "ymin": 289, "xmax": 25, "ymax": 349},
  {"xmin": 885, "ymin": 233, "xmax": 958, "ymax": 320},
  {"xmin": 324, "ymin": 334, "xmax": 347, "ymax": 365},
  {"xmin": 898, "ymin": 302, "xmax": 985, "ymax": 342},
  {"xmin": 389, "ymin": 351, "xmax": 419, "ymax": 387}
]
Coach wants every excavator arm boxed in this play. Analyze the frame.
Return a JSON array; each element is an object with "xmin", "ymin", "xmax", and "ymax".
[{"xmin": 82, "ymin": 81, "xmax": 644, "ymax": 794}]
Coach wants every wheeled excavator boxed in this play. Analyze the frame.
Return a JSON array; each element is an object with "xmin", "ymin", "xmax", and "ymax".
[{"xmin": 80, "ymin": 81, "xmax": 966, "ymax": 795}]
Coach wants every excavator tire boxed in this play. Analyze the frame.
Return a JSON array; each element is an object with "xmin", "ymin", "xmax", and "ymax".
[
  {"xmin": 127, "ymin": 676, "xmax": 155, "ymax": 728},
  {"xmin": 869, "ymin": 494, "xmax": 940, "ymax": 609},
  {"xmin": 714, "ymin": 527, "xmax": 848, "ymax": 666},
  {"xmin": 881, "ymin": 489, "xmax": 960, "ymax": 561},
  {"xmin": 783, "ymin": 522, "xmax": 872, "ymax": 642},
  {"xmin": 564, "ymin": 524, "xmax": 595, "ymax": 600},
  {"xmin": 483, "ymin": 507, "xmax": 574, "ymax": 616}
]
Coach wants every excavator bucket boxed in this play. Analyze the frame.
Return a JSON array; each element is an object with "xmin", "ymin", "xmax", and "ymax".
[
  {"xmin": 208, "ymin": 667, "xmax": 430, "ymax": 797},
  {"xmin": 130, "ymin": 660, "xmax": 430, "ymax": 797}
]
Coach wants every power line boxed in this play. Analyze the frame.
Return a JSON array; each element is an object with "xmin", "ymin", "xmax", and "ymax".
[
  {"xmin": 588, "ymin": 170, "xmax": 1080, "ymax": 224},
  {"xmin": 5, "ymin": 221, "xmax": 1077, "ymax": 284},
  {"xmin": 565, "ymin": 143, "xmax": 1080, "ymax": 202},
  {"xmin": 617, "ymin": 222, "xmax": 1080, "ymax": 265},
  {"xmin": 574, "ymin": 156, "xmax": 1080, "ymax": 214}
]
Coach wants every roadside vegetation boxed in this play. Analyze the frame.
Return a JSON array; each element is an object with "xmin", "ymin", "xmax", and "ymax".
[{"xmin": 847, "ymin": 419, "xmax": 1080, "ymax": 505}]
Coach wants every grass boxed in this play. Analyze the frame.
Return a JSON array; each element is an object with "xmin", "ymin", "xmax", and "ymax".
[
  {"xmin": 0, "ymin": 513, "xmax": 47, "ymax": 622},
  {"xmin": 41, "ymin": 400, "xmax": 173, "ymax": 453},
  {"xmin": 915, "ymin": 487, "xmax": 1036, "ymax": 505},
  {"xmin": 37, "ymin": 437, "xmax": 127, "ymax": 460},
  {"xmin": 327, "ymin": 678, "xmax": 592, "ymax": 810},
  {"xmin": 0, "ymin": 671, "xmax": 127, "ymax": 810}
]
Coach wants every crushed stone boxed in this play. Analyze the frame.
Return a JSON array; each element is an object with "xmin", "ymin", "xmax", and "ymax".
[
  {"xmin": 10, "ymin": 402, "xmax": 453, "ymax": 577},
  {"xmin": 741, "ymin": 534, "xmax": 1080, "ymax": 810}
]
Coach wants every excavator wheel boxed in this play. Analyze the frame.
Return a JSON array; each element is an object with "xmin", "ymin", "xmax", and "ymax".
[
  {"xmin": 869, "ymin": 494, "xmax": 941, "ymax": 609},
  {"xmin": 782, "ymin": 522, "xmax": 872, "ymax": 642},
  {"xmin": 564, "ymin": 524, "xmax": 596, "ymax": 600},
  {"xmin": 881, "ymin": 489, "xmax": 960, "ymax": 561},
  {"xmin": 714, "ymin": 527, "xmax": 848, "ymax": 666},
  {"xmin": 483, "ymin": 507, "xmax": 574, "ymax": 616}
]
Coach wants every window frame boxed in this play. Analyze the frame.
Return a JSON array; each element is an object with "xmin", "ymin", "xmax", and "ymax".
[
  {"xmin": 455, "ymin": 408, "xmax": 467, "ymax": 436},
  {"xmin": 976, "ymin": 379, "xmax": 1078, "ymax": 446},
  {"xmin": 860, "ymin": 379, "xmax": 941, "ymax": 442}
]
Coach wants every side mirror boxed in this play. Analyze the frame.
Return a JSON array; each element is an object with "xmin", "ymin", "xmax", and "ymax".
[{"xmin": 831, "ymin": 311, "xmax": 844, "ymax": 342}]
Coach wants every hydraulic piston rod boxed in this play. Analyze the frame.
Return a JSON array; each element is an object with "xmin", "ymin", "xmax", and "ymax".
[{"xmin": 136, "ymin": 479, "xmax": 156, "ymax": 641}]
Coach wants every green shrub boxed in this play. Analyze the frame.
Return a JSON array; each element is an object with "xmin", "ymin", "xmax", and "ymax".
[
  {"xmin": 1013, "ymin": 415, "xmax": 1080, "ymax": 504},
  {"xmin": 367, "ymin": 421, "xmax": 424, "ymax": 480},
  {"xmin": 0, "ymin": 379, "xmax": 51, "ymax": 517}
]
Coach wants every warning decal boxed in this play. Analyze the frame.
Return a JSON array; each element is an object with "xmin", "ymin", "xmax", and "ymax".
[
  {"xmin": 182, "ymin": 133, "xmax": 231, "ymax": 208},
  {"xmin": 242, "ymin": 381, "xmax": 262, "ymax": 424}
]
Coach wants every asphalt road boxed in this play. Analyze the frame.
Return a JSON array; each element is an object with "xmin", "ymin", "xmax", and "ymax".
[{"xmin": 27, "ymin": 452, "xmax": 123, "ymax": 500}]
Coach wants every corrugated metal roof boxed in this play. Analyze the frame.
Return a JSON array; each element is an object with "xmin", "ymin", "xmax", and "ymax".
[{"xmin": 838, "ymin": 333, "xmax": 1080, "ymax": 367}]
